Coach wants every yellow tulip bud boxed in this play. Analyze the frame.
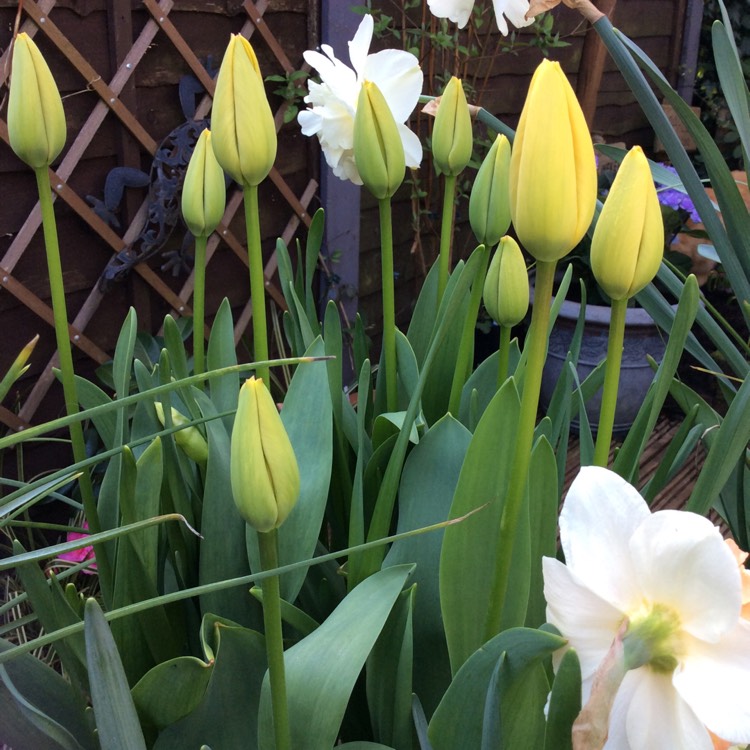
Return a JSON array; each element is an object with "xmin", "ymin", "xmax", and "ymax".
[
  {"xmin": 469, "ymin": 134, "xmax": 512, "ymax": 247},
  {"xmin": 8, "ymin": 33, "xmax": 66, "ymax": 169},
  {"xmin": 483, "ymin": 236, "xmax": 529, "ymax": 327},
  {"xmin": 181, "ymin": 129, "xmax": 226, "ymax": 238},
  {"xmin": 230, "ymin": 377, "xmax": 300, "ymax": 532},
  {"xmin": 432, "ymin": 77, "xmax": 473, "ymax": 177},
  {"xmin": 211, "ymin": 35, "xmax": 276, "ymax": 187},
  {"xmin": 509, "ymin": 59, "xmax": 597, "ymax": 262},
  {"xmin": 154, "ymin": 403, "xmax": 209, "ymax": 464},
  {"xmin": 353, "ymin": 81, "xmax": 406, "ymax": 200},
  {"xmin": 590, "ymin": 146, "xmax": 664, "ymax": 301}
]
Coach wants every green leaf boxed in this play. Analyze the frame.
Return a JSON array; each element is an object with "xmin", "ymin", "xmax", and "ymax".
[
  {"xmin": 439, "ymin": 379, "xmax": 522, "ymax": 673},
  {"xmin": 384, "ymin": 414, "xmax": 472, "ymax": 716},
  {"xmin": 206, "ymin": 297, "xmax": 240, "ymax": 434},
  {"xmin": 74, "ymin": 375, "xmax": 115, "ymax": 450},
  {"xmin": 544, "ymin": 649, "xmax": 581, "ymax": 750},
  {"xmin": 428, "ymin": 627, "xmax": 564, "ymax": 749},
  {"xmin": 0, "ymin": 638, "xmax": 94, "ymax": 750},
  {"xmin": 84, "ymin": 598, "xmax": 148, "ymax": 750},
  {"xmin": 258, "ymin": 565, "xmax": 414, "ymax": 750},
  {"xmin": 305, "ymin": 208, "xmax": 325, "ymax": 331}
]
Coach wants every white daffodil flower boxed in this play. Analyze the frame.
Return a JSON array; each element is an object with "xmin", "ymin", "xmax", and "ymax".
[
  {"xmin": 298, "ymin": 14, "xmax": 423, "ymax": 185},
  {"xmin": 543, "ymin": 466, "xmax": 750, "ymax": 749},
  {"xmin": 427, "ymin": 0, "xmax": 534, "ymax": 35}
]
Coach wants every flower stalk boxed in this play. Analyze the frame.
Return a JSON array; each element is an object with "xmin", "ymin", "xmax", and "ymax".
[
  {"xmin": 244, "ymin": 185, "xmax": 269, "ymax": 386},
  {"xmin": 379, "ymin": 198, "xmax": 398, "ymax": 413},
  {"xmin": 437, "ymin": 174, "xmax": 458, "ymax": 307},
  {"xmin": 192, "ymin": 234, "xmax": 207, "ymax": 376}
]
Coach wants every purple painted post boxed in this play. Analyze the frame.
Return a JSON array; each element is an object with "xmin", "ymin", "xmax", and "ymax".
[{"xmin": 319, "ymin": 0, "xmax": 361, "ymax": 383}]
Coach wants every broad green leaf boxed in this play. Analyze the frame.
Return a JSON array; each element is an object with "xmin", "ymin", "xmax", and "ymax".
[
  {"xmin": 258, "ymin": 565, "xmax": 414, "ymax": 750},
  {"xmin": 428, "ymin": 627, "xmax": 565, "ymax": 749},
  {"xmin": 85, "ymin": 599, "xmax": 148, "ymax": 750},
  {"xmin": 337, "ymin": 745, "xmax": 396, "ymax": 749},
  {"xmin": 367, "ymin": 587, "xmax": 415, "ymax": 749},
  {"xmin": 154, "ymin": 617, "xmax": 267, "ymax": 750},
  {"xmin": 74, "ymin": 375, "xmax": 115, "ymax": 450},
  {"xmin": 395, "ymin": 330, "xmax": 420, "ymax": 407},
  {"xmin": 206, "ymin": 297, "xmax": 239, "ymax": 433},
  {"xmin": 544, "ymin": 649, "xmax": 581, "ymax": 750},
  {"xmin": 0, "ymin": 639, "xmax": 94, "ymax": 750},
  {"xmin": 384, "ymin": 414, "xmax": 472, "ymax": 715},
  {"xmin": 304, "ymin": 208, "xmax": 325, "ymax": 331},
  {"xmin": 439, "ymin": 378, "xmax": 522, "ymax": 673}
]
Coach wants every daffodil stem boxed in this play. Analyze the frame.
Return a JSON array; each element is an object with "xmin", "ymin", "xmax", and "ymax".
[
  {"xmin": 192, "ymin": 234, "xmax": 207, "ymax": 376},
  {"xmin": 485, "ymin": 260, "xmax": 556, "ymax": 640},
  {"xmin": 437, "ymin": 174, "xmax": 457, "ymax": 308},
  {"xmin": 593, "ymin": 297, "xmax": 627, "ymax": 467},
  {"xmin": 497, "ymin": 324, "xmax": 512, "ymax": 389},
  {"xmin": 378, "ymin": 198, "xmax": 398, "ymax": 413},
  {"xmin": 34, "ymin": 167, "xmax": 112, "ymax": 602},
  {"xmin": 244, "ymin": 184, "xmax": 269, "ymax": 387},
  {"xmin": 258, "ymin": 529, "xmax": 291, "ymax": 750},
  {"xmin": 448, "ymin": 246, "xmax": 489, "ymax": 415}
]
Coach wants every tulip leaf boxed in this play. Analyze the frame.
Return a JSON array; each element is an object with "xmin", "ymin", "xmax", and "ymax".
[
  {"xmin": 544, "ymin": 648, "xmax": 581, "ymax": 750},
  {"xmin": 439, "ymin": 378, "xmax": 522, "ymax": 674},
  {"xmin": 428, "ymin": 627, "xmax": 564, "ymax": 749},
  {"xmin": 206, "ymin": 297, "xmax": 240, "ymax": 432},
  {"xmin": 258, "ymin": 565, "xmax": 413, "ymax": 750},
  {"xmin": 395, "ymin": 329, "xmax": 421, "ymax": 406},
  {"xmin": 384, "ymin": 414, "xmax": 472, "ymax": 715},
  {"xmin": 366, "ymin": 586, "xmax": 415, "ymax": 749},
  {"xmin": 276, "ymin": 238, "xmax": 306, "ymax": 355},
  {"xmin": 84, "ymin": 599, "xmax": 148, "ymax": 750},
  {"xmin": 74, "ymin": 374, "xmax": 115, "ymax": 450},
  {"xmin": 337, "ymin": 745, "xmax": 396, "ymax": 749},
  {"xmin": 305, "ymin": 208, "xmax": 325, "ymax": 327},
  {"xmin": 0, "ymin": 639, "xmax": 94, "ymax": 750}
]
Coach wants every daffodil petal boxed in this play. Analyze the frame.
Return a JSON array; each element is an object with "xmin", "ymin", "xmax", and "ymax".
[
  {"xmin": 397, "ymin": 123, "xmax": 423, "ymax": 169},
  {"xmin": 543, "ymin": 557, "xmax": 625, "ymax": 681},
  {"xmin": 559, "ymin": 466, "xmax": 648, "ymax": 612},
  {"xmin": 427, "ymin": 0, "xmax": 474, "ymax": 28},
  {"xmin": 619, "ymin": 670, "xmax": 713, "ymax": 750},
  {"xmin": 630, "ymin": 510, "xmax": 741, "ymax": 642},
  {"xmin": 348, "ymin": 14, "xmax": 373, "ymax": 77},
  {"xmin": 490, "ymin": 0, "xmax": 534, "ymax": 35},
  {"xmin": 365, "ymin": 49, "xmax": 423, "ymax": 122},
  {"xmin": 674, "ymin": 621, "xmax": 750, "ymax": 744}
]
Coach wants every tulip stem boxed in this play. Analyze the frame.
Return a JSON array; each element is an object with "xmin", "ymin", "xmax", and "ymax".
[
  {"xmin": 378, "ymin": 198, "xmax": 398, "ymax": 413},
  {"xmin": 593, "ymin": 297, "xmax": 627, "ymax": 467},
  {"xmin": 192, "ymin": 235, "xmax": 207, "ymax": 376},
  {"xmin": 244, "ymin": 184, "xmax": 269, "ymax": 387},
  {"xmin": 437, "ymin": 174, "xmax": 457, "ymax": 308},
  {"xmin": 448, "ymin": 246, "xmax": 489, "ymax": 416},
  {"xmin": 34, "ymin": 167, "xmax": 112, "ymax": 602},
  {"xmin": 497, "ymin": 324, "xmax": 512, "ymax": 389},
  {"xmin": 485, "ymin": 259, "xmax": 556, "ymax": 640},
  {"xmin": 258, "ymin": 529, "xmax": 291, "ymax": 750}
]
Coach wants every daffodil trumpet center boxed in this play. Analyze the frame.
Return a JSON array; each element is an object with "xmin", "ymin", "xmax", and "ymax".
[{"xmin": 622, "ymin": 603, "xmax": 684, "ymax": 674}]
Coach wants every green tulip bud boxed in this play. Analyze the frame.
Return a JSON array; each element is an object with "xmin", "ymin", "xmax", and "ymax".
[
  {"xmin": 469, "ymin": 134, "xmax": 512, "ymax": 247},
  {"xmin": 483, "ymin": 236, "xmax": 529, "ymax": 327},
  {"xmin": 211, "ymin": 34, "xmax": 277, "ymax": 187},
  {"xmin": 181, "ymin": 129, "xmax": 226, "ymax": 238},
  {"xmin": 8, "ymin": 33, "xmax": 66, "ymax": 169},
  {"xmin": 230, "ymin": 377, "xmax": 300, "ymax": 532},
  {"xmin": 432, "ymin": 76, "xmax": 473, "ymax": 177},
  {"xmin": 353, "ymin": 80, "xmax": 406, "ymax": 200},
  {"xmin": 590, "ymin": 146, "xmax": 664, "ymax": 301},
  {"xmin": 509, "ymin": 59, "xmax": 597, "ymax": 262},
  {"xmin": 154, "ymin": 403, "xmax": 208, "ymax": 464}
]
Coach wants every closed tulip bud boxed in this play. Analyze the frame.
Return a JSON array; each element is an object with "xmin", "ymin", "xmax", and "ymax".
[
  {"xmin": 8, "ymin": 33, "xmax": 66, "ymax": 169},
  {"xmin": 230, "ymin": 377, "xmax": 300, "ymax": 532},
  {"xmin": 154, "ymin": 403, "xmax": 208, "ymax": 464},
  {"xmin": 483, "ymin": 236, "xmax": 529, "ymax": 327},
  {"xmin": 181, "ymin": 129, "xmax": 226, "ymax": 238},
  {"xmin": 590, "ymin": 146, "xmax": 664, "ymax": 300},
  {"xmin": 432, "ymin": 77, "xmax": 473, "ymax": 177},
  {"xmin": 469, "ymin": 134, "xmax": 511, "ymax": 247},
  {"xmin": 353, "ymin": 81, "xmax": 406, "ymax": 200},
  {"xmin": 211, "ymin": 35, "xmax": 276, "ymax": 187},
  {"xmin": 509, "ymin": 59, "xmax": 597, "ymax": 262}
]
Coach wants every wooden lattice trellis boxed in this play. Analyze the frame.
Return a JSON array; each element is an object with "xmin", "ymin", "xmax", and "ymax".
[{"xmin": 0, "ymin": 0, "xmax": 318, "ymax": 431}]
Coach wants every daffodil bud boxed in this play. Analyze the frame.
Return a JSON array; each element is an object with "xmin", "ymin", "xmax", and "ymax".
[
  {"xmin": 211, "ymin": 35, "xmax": 276, "ymax": 187},
  {"xmin": 509, "ymin": 59, "xmax": 597, "ymax": 262},
  {"xmin": 353, "ymin": 81, "xmax": 406, "ymax": 200},
  {"xmin": 154, "ymin": 403, "xmax": 208, "ymax": 464},
  {"xmin": 482, "ymin": 236, "xmax": 529, "ymax": 327},
  {"xmin": 590, "ymin": 146, "xmax": 664, "ymax": 301},
  {"xmin": 230, "ymin": 377, "xmax": 300, "ymax": 532},
  {"xmin": 8, "ymin": 33, "xmax": 66, "ymax": 169},
  {"xmin": 181, "ymin": 129, "xmax": 226, "ymax": 238},
  {"xmin": 469, "ymin": 134, "xmax": 511, "ymax": 247},
  {"xmin": 431, "ymin": 77, "xmax": 473, "ymax": 177}
]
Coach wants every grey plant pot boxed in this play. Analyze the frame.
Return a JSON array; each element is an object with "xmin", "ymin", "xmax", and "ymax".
[{"xmin": 540, "ymin": 298, "xmax": 668, "ymax": 436}]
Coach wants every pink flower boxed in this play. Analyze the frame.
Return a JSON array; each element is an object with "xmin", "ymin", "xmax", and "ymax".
[{"xmin": 51, "ymin": 521, "xmax": 97, "ymax": 574}]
